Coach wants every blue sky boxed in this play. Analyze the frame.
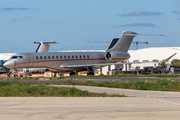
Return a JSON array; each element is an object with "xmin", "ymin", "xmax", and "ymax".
[{"xmin": 0, "ymin": 0, "xmax": 180, "ymax": 53}]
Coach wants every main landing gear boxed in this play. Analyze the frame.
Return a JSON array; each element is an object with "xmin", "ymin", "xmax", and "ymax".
[
  {"xmin": 87, "ymin": 67, "xmax": 94, "ymax": 75},
  {"xmin": 59, "ymin": 71, "xmax": 64, "ymax": 77},
  {"xmin": 70, "ymin": 71, "xmax": 77, "ymax": 76}
]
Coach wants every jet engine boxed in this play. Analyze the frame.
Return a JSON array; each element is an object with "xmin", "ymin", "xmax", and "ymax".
[{"xmin": 105, "ymin": 51, "xmax": 130, "ymax": 61}]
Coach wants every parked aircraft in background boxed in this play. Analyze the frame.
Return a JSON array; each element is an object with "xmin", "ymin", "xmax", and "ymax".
[
  {"xmin": 4, "ymin": 41, "xmax": 59, "ymax": 76},
  {"xmin": 34, "ymin": 41, "xmax": 58, "ymax": 52},
  {"xmin": 4, "ymin": 31, "xmax": 163, "ymax": 75},
  {"xmin": 24, "ymin": 41, "xmax": 59, "ymax": 73}
]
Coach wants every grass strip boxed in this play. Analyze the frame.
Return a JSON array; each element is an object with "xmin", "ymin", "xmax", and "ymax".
[
  {"xmin": 69, "ymin": 74, "xmax": 180, "ymax": 78},
  {"xmin": 45, "ymin": 78, "xmax": 180, "ymax": 92},
  {"xmin": 2, "ymin": 74, "xmax": 180, "ymax": 80},
  {"xmin": 0, "ymin": 82, "xmax": 125, "ymax": 97}
]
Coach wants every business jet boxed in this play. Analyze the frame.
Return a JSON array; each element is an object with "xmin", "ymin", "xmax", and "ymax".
[
  {"xmin": 5, "ymin": 41, "xmax": 58, "ymax": 76},
  {"xmin": 4, "ymin": 31, "xmax": 163, "ymax": 75}
]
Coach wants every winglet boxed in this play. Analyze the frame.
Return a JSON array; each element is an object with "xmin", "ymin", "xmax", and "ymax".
[{"xmin": 162, "ymin": 53, "xmax": 177, "ymax": 62}]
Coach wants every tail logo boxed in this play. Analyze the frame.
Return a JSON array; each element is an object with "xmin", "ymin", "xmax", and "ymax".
[{"xmin": 120, "ymin": 44, "xmax": 124, "ymax": 46}]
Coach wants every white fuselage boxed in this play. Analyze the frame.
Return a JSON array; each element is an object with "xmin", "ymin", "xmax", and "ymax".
[{"xmin": 4, "ymin": 51, "xmax": 130, "ymax": 72}]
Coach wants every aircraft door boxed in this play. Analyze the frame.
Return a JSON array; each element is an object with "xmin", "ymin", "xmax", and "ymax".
[{"xmin": 28, "ymin": 53, "xmax": 34, "ymax": 67}]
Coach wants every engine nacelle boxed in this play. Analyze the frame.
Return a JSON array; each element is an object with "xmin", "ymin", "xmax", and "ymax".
[{"xmin": 105, "ymin": 51, "xmax": 130, "ymax": 61}]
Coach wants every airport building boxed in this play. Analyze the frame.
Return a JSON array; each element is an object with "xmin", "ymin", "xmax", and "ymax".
[
  {"xmin": 0, "ymin": 53, "xmax": 15, "ymax": 60},
  {"xmin": 128, "ymin": 47, "xmax": 179, "ymax": 69}
]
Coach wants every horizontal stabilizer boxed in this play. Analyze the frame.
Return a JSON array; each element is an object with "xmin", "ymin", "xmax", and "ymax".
[
  {"xmin": 34, "ymin": 41, "xmax": 59, "ymax": 44},
  {"xmin": 124, "ymin": 34, "xmax": 164, "ymax": 37}
]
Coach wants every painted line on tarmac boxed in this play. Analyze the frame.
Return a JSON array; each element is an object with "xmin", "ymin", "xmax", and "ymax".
[
  {"xmin": 147, "ymin": 95, "xmax": 180, "ymax": 106},
  {"xmin": 147, "ymin": 95, "xmax": 180, "ymax": 98}
]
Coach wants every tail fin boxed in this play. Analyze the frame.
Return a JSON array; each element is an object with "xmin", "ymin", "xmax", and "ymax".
[
  {"xmin": 34, "ymin": 41, "xmax": 59, "ymax": 52},
  {"xmin": 107, "ymin": 31, "xmax": 164, "ymax": 52}
]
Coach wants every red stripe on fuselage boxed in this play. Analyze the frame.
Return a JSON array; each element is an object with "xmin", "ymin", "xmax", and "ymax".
[{"xmin": 17, "ymin": 58, "xmax": 129, "ymax": 65}]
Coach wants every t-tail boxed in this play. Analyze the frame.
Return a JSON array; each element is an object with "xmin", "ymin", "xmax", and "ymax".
[
  {"xmin": 105, "ymin": 31, "xmax": 164, "ymax": 60},
  {"xmin": 107, "ymin": 31, "xmax": 138, "ymax": 52},
  {"xmin": 34, "ymin": 41, "xmax": 59, "ymax": 52}
]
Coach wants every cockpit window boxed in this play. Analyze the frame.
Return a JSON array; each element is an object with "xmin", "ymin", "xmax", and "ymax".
[
  {"xmin": 11, "ymin": 56, "xmax": 23, "ymax": 59},
  {"xmin": 11, "ymin": 56, "xmax": 17, "ymax": 59},
  {"xmin": 18, "ymin": 56, "xmax": 23, "ymax": 59}
]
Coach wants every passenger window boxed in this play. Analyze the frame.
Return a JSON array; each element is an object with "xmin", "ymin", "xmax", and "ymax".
[
  {"xmin": 52, "ymin": 56, "xmax": 54, "ymax": 59},
  {"xmin": 64, "ymin": 56, "xmax": 66, "ymax": 59},
  {"xmin": 60, "ymin": 56, "xmax": 62, "ymax": 59},
  {"xmin": 44, "ymin": 56, "xmax": 46, "ymax": 59},
  {"xmin": 68, "ymin": 56, "xmax": 70, "ymax": 59},
  {"xmin": 83, "ymin": 55, "xmax": 85, "ymax": 59},
  {"xmin": 79, "ymin": 55, "xmax": 81, "ymax": 59},
  {"xmin": 72, "ymin": 56, "xmax": 74, "ymax": 59},
  {"xmin": 48, "ymin": 56, "xmax": 50, "ymax": 59},
  {"xmin": 56, "ymin": 56, "xmax": 58, "ymax": 59},
  {"xmin": 40, "ymin": 56, "xmax": 42, "ymax": 59},
  {"xmin": 76, "ymin": 55, "xmax": 78, "ymax": 59},
  {"xmin": 36, "ymin": 56, "xmax": 38, "ymax": 60},
  {"xmin": 87, "ymin": 55, "xmax": 89, "ymax": 59}
]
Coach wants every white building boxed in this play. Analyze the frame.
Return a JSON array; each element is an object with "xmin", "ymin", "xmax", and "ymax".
[
  {"xmin": 128, "ymin": 47, "xmax": 180, "ymax": 70},
  {"xmin": 0, "ymin": 53, "xmax": 15, "ymax": 61}
]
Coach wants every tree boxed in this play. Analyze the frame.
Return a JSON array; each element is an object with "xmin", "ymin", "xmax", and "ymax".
[
  {"xmin": 171, "ymin": 59, "xmax": 180, "ymax": 66},
  {"xmin": 152, "ymin": 59, "xmax": 159, "ymax": 62},
  {"xmin": 161, "ymin": 61, "xmax": 167, "ymax": 67}
]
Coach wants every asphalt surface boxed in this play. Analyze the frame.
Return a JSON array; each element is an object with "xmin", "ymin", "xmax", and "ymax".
[
  {"xmin": 0, "ymin": 77, "xmax": 180, "ymax": 119},
  {"xmin": 0, "ymin": 97, "xmax": 180, "ymax": 120},
  {"xmin": 52, "ymin": 85, "xmax": 180, "ymax": 98}
]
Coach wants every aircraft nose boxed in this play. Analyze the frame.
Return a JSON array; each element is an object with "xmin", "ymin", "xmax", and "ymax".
[{"xmin": 4, "ymin": 61, "xmax": 14, "ymax": 68}]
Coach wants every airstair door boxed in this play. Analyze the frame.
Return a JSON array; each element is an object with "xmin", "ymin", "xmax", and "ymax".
[{"xmin": 28, "ymin": 53, "xmax": 34, "ymax": 67}]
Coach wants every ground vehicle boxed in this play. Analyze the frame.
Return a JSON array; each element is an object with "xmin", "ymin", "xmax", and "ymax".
[
  {"xmin": 143, "ymin": 66, "xmax": 169, "ymax": 74},
  {"xmin": 0, "ymin": 60, "xmax": 10, "ymax": 74},
  {"xmin": 153, "ymin": 66, "xmax": 169, "ymax": 74}
]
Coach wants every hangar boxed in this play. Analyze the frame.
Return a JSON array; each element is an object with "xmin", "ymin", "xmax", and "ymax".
[
  {"xmin": 128, "ymin": 47, "xmax": 179, "ymax": 70},
  {"xmin": 0, "ymin": 53, "xmax": 15, "ymax": 60}
]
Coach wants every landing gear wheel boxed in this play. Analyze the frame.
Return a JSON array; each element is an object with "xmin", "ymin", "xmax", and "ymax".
[
  {"xmin": 87, "ymin": 71, "xmax": 94, "ymax": 75},
  {"xmin": 87, "ymin": 67, "xmax": 94, "ymax": 76},
  {"xmin": 70, "ymin": 71, "xmax": 76, "ymax": 76}
]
